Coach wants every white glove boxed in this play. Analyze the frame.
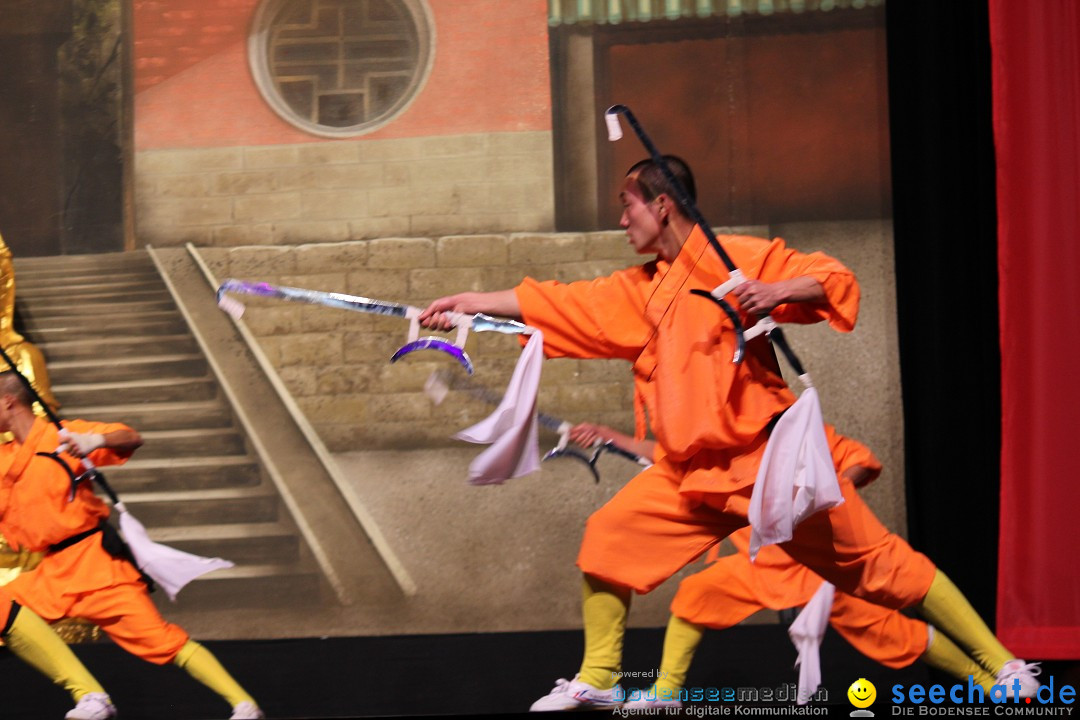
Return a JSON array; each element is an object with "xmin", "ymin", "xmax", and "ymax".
[{"xmin": 59, "ymin": 430, "xmax": 106, "ymax": 458}]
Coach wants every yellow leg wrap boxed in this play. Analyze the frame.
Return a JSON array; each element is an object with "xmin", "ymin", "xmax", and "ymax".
[
  {"xmin": 174, "ymin": 640, "xmax": 256, "ymax": 708},
  {"xmin": 578, "ymin": 574, "xmax": 631, "ymax": 690},
  {"xmin": 5, "ymin": 605, "xmax": 105, "ymax": 701},
  {"xmin": 651, "ymin": 614, "xmax": 705, "ymax": 699},
  {"xmin": 917, "ymin": 570, "xmax": 1013, "ymax": 676},
  {"xmin": 921, "ymin": 626, "xmax": 997, "ymax": 690}
]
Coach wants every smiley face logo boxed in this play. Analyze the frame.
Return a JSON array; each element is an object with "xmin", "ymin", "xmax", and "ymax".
[{"xmin": 847, "ymin": 678, "xmax": 877, "ymax": 708}]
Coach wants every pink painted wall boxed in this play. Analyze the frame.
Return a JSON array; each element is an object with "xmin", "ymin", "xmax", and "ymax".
[{"xmin": 134, "ymin": 0, "xmax": 552, "ymax": 149}]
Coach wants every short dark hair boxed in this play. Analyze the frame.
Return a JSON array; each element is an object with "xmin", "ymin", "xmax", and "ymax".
[
  {"xmin": 0, "ymin": 371, "xmax": 33, "ymax": 407},
  {"xmin": 625, "ymin": 155, "xmax": 697, "ymax": 211}
]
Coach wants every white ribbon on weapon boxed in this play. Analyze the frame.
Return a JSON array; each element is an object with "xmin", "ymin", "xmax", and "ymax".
[
  {"xmin": 451, "ymin": 332, "xmax": 545, "ymax": 485},
  {"xmin": 115, "ymin": 502, "xmax": 234, "ymax": 602},
  {"xmin": 747, "ymin": 377, "xmax": 844, "ymax": 560},
  {"xmin": 57, "ymin": 430, "xmax": 235, "ymax": 601},
  {"xmin": 789, "ymin": 580, "xmax": 835, "ymax": 705}
]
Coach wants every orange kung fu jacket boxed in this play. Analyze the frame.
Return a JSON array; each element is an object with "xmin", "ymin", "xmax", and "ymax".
[
  {"xmin": 514, "ymin": 226, "xmax": 859, "ymax": 497},
  {"xmin": 0, "ymin": 417, "xmax": 141, "ymax": 617}
]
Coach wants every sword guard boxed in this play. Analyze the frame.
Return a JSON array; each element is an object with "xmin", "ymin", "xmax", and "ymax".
[
  {"xmin": 67, "ymin": 469, "xmax": 98, "ymax": 503},
  {"xmin": 689, "ymin": 289, "xmax": 747, "ymax": 364},
  {"xmin": 542, "ymin": 445, "xmax": 601, "ymax": 483},
  {"xmin": 390, "ymin": 337, "xmax": 475, "ymax": 374}
]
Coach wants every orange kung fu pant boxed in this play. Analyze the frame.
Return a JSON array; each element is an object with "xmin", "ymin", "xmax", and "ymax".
[
  {"xmin": 577, "ymin": 452, "xmax": 936, "ymax": 612},
  {"xmin": 672, "ymin": 528, "xmax": 932, "ymax": 669},
  {"xmin": 4, "ymin": 534, "xmax": 189, "ymax": 665}
]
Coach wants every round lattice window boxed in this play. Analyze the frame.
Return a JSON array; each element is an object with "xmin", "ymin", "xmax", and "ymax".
[{"xmin": 249, "ymin": 0, "xmax": 434, "ymax": 138}]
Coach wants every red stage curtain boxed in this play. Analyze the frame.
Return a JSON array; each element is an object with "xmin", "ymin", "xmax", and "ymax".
[{"xmin": 991, "ymin": 0, "xmax": 1080, "ymax": 659}]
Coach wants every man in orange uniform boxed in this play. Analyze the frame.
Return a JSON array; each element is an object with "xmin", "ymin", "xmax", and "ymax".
[
  {"xmin": 568, "ymin": 423, "xmax": 1014, "ymax": 706},
  {"xmin": 1, "ymin": 587, "xmax": 121, "ymax": 719},
  {"xmin": 420, "ymin": 156, "xmax": 1038, "ymax": 710},
  {"xmin": 0, "ymin": 371, "xmax": 264, "ymax": 720}
]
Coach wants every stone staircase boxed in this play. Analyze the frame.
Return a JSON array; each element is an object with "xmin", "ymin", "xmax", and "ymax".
[{"xmin": 10, "ymin": 251, "xmax": 325, "ymax": 610}]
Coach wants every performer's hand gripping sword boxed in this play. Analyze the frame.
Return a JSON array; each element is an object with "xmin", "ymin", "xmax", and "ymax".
[
  {"xmin": 424, "ymin": 369, "xmax": 651, "ymax": 482},
  {"xmin": 217, "ymin": 279, "xmax": 533, "ymax": 375},
  {"xmin": 604, "ymin": 105, "xmax": 806, "ymax": 375}
]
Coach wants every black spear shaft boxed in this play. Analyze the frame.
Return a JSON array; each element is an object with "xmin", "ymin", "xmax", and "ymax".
[{"xmin": 606, "ymin": 104, "xmax": 806, "ymax": 376}]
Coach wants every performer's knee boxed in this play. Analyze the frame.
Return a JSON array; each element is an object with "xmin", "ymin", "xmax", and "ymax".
[
  {"xmin": 669, "ymin": 577, "xmax": 705, "ymax": 620},
  {"xmin": 582, "ymin": 504, "xmax": 624, "ymax": 546},
  {"xmin": 173, "ymin": 639, "xmax": 200, "ymax": 667}
]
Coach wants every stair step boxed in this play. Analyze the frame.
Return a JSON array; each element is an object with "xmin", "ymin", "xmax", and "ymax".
[
  {"xmin": 13, "ymin": 253, "xmax": 155, "ymax": 273},
  {"xmin": 48, "ymin": 354, "xmax": 209, "ymax": 384},
  {"xmin": 106, "ymin": 456, "xmax": 262, "ymax": 492},
  {"xmin": 19, "ymin": 317, "xmax": 190, "ymax": 343},
  {"xmin": 39, "ymin": 335, "xmax": 199, "ymax": 361},
  {"xmin": 14, "ymin": 279, "xmax": 169, "ymax": 300},
  {"xmin": 19, "ymin": 289, "xmax": 173, "ymax": 308},
  {"xmin": 164, "ymin": 562, "xmax": 325, "ymax": 609},
  {"xmin": 138, "ymin": 428, "xmax": 247, "ymax": 459},
  {"xmin": 17, "ymin": 298, "xmax": 179, "ymax": 317},
  {"xmin": 13, "ymin": 263, "xmax": 156, "ymax": 280},
  {"xmin": 11, "ymin": 250, "xmax": 333, "ymax": 613},
  {"xmin": 20, "ymin": 307, "xmax": 182, "ymax": 329},
  {"xmin": 52, "ymin": 377, "xmax": 218, "ymax": 406},
  {"xmin": 148, "ymin": 523, "xmax": 302, "ymax": 564},
  {"xmin": 15, "ymin": 284, "xmax": 167, "ymax": 304},
  {"xmin": 59, "ymin": 401, "xmax": 234, "ymax": 432},
  {"xmin": 121, "ymin": 487, "xmax": 280, "ymax": 527}
]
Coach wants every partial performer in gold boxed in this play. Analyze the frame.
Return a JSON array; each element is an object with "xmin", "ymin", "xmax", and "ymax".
[
  {"xmin": 0, "ymin": 232, "xmax": 98, "ymax": 644},
  {"xmin": 0, "ymin": 232, "xmax": 60, "ymax": 416}
]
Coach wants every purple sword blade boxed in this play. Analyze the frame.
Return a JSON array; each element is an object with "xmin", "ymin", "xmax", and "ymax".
[{"xmin": 391, "ymin": 337, "xmax": 475, "ymax": 374}]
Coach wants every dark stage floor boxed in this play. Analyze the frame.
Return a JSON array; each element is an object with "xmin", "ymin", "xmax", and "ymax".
[{"xmin": 4, "ymin": 625, "xmax": 1076, "ymax": 719}]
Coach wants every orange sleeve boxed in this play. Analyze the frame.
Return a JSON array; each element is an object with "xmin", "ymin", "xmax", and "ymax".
[
  {"xmin": 739, "ymin": 236, "xmax": 860, "ymax": 332},
  {"xmin": 514, "ymin": 266, "xmax": 657, "ymax": 361},
  {"xmin": 825, "ymin": 425, "xmax": 883, "ymax": 485},
  {"xmin": 61, "ymin": 419, "xmax": 138, "ymax": 468}
]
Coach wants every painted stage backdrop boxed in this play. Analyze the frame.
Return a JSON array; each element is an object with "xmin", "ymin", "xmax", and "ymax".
[{"xmin": 0, "ymin": 0, "xmax": 900, "ymax": 646}]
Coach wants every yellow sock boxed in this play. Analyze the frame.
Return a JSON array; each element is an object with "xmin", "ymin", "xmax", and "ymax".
[
  {"xmin": 174, "ymin": 640, "xmax": 257, "ymax": 708},
  {"xmin": 652, "ymin": 615, "xmax": 705, "ymax": 699},
  {"xmin": 577, "ymin": 574, "xmax": 631, "ymax": 690},
  {"xmin": 921, "ymin": 626, "xmax": 997, "ymax": 690},
  {"xmin": 917, "ymin": 570, "xmax": 1013, "ymax": 676},
  {"xmin": 4, "ymin": 604, "xmax": 105, "ymax": 701}
]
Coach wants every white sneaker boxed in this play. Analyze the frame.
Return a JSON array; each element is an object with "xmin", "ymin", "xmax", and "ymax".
[
  {"xmin": 230, "ymin": 701, "xmax": 265, "ymax": 719},
  {"xmin": 997, "ymin": 659, "xmax": 1041, "ymax": 699},
  {"xmin": 66, "ymin": 693, "xmax": 117, "ymax": 720},
  {"xmin": 529, "ymin": 674, "xmax": 623, "ymax": 711},
  {"xmin": 623, "ymin": 687, "xmax": 683, "ymax": 709}
]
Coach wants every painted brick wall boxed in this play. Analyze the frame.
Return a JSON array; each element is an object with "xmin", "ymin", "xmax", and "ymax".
[
  {"xmin": 133, "ymin": 1, "xmax": 555, "ymax": 243},
  {"xmin": 133, "ymin": 0, "xmax": 552, "ymax": 149},
  {"xmin": 135, "ymin": 130, "xmax": 555, "ymax": 244},
  {"xmin": 133, "ymin": 0, "xmax": 259, "ymax": 95}
]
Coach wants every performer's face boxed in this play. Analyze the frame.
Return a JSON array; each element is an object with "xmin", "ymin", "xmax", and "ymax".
[{"xmin": 619, "ymin": 177, "xmax": 663, "ymax": 255}]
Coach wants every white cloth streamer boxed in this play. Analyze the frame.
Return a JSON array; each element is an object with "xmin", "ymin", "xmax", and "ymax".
[
  {"xmin": 116, "ymin": 502, "xmax": 234, "ymax": 601},
  {"xmin": 789, "ymin": 580, "xmax": 835, "ymax": 705},
  {"xmin": 747, "ymin": 386, "xmax": 843, "ymax": 560},
  {"xmin": 452, "ymin": 331, "xmax": 544, "ymax": 485}
]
